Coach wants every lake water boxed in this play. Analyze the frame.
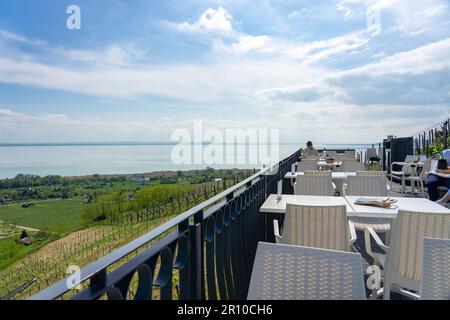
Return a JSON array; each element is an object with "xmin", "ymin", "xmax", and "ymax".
[{"xmin": 0, "ymin": 143, "xmax": 373, "ymax": 179}]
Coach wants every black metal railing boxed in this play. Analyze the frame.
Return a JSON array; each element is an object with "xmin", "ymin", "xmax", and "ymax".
[
  {"xmin": 414, "ymin": 118, "xmax": 449, "ymax": 155},
  {"xmin": 30, "ymin": 149, "xmax": 301, "ymax": 300}
]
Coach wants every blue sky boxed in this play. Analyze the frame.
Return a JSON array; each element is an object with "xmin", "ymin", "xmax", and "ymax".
[{"xmin": 0, "ymin": 0, "xmax": 449, "ymax": 143}]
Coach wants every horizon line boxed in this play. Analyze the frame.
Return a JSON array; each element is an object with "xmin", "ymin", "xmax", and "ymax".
[{"xmin": 0, "ymin": 141, "xmax": 379, "ymax": 147}]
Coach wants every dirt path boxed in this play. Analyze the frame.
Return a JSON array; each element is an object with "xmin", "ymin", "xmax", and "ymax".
[{"xmin": 0, "ymin": 220, "xmax": 40, "ymax": 232}]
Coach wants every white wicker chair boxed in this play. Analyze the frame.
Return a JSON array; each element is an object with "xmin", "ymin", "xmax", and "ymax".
[
  {"xmin": 356, "ymin": 171, "xmax": 387, "ymax": 178},
  {"xmin": 344, "ymin": 150, "xmax": 355, "ymax": 159},
  {"xmin": 364, "ymin": 210, "xmax": 450, "ymax": 299},
  {"xmin": 293, "ymin": 175, "xmax": 334, "ymax": 196},
  {"xmin": 303, "ymin": 154, "xmax": 319, "ymax": 160},
  {"xmin": 335, "ymin": 154, "xmax": 345, "ymax": 162},
  {"xmin": 340, "ymin": 160, "xmax": 365, "ymax": 172},
  {"xmin": 366, "ymin": 148, "xmax": 380, "ymax": 163},
  {"xmin": 296, "ymin": 159, "xmax": 319, "ymax": 172},
  {"xmin": 344, "ymin": 175, "xmax": 388, "ymax": 197},
  {"xmin": 403, "ymin": 158, "xmax": 432, "ymax": 198},
  {"xmin": 325, "ymin": 150, "xmax": 337, "ymax": 159},
  {"xmin": 247, "ymin": 242, "xmax": 366, "ymax": 300},
  {"xmin": 420, "ymin": 237, "xmax": 450, "ymax": 300},
  {"xmin": 304, "ymin": 170, "xmax": 332, "ymax": 176},
  {"xmin": 273, "ymin": 204, "xmax": 356, "ymax": 251},
  {"xmin": 389, "ymin": 154, "xmax": 419, "ymax": 194},
  {"xmin": 344, "ymin": 176, "xmax": 390, "ymax": 252}
]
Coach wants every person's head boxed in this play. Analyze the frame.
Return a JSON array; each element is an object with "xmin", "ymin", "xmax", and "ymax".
[{"xmin": 306, "ymin": 141, "xmax": 313, "ymax": 148}]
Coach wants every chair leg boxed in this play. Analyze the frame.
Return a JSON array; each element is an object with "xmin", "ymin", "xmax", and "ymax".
[
  {"xmin": 383, "ymin": 278, "xmax": 391, "ymax": 300},
  {"xmin": 420, "ymin": 180, "xmax": 425, "ymax": 198},
  {"xmin": 401, "ymin": 176, "xmax": 406, "ymax": 195},
  {"xmin": 385, "ymin": 230, "xmax": 391, "ymax": 246}
]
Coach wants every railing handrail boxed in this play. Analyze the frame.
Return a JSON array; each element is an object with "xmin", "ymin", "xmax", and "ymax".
[{"xmin": 30, "ymin": 149, "xmax": 300, "ymax": 300}]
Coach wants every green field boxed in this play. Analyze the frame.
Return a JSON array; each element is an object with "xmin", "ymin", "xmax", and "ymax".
[
  {"xmin": 0, "ymin": 199, "xmax": 85, "ymax": 234},
  {"xmin": 0, "ymin": 233, "xmax": 59, "ymax": 270}
]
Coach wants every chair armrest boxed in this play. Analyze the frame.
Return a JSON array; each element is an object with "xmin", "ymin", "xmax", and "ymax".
[
  {"xmin": 364, "ymin": 226, "xmax": 389, "ymax": 255},
  {"xmin": 342, "ymin": 182, "xmax": 348, "ymax": 196},
  {"xmin": 348, "ymin": 220, "xmax": 357, "ymax": 246},
  {"xmin": 273, "ymin": 219, "xmax": 282, "ymax": 244},
  {"xmin": 290, "ymin": 178, "xmax": 295, "ymax": 189}
]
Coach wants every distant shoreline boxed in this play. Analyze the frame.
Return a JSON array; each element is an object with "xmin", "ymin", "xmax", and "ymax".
[
  {"xmin": 0, "ymin": 142, "xmax": 375, "ymax": 147},
  {"xmin": 1, "ymin": 168, "xmax": 256, "ymax": 180}
]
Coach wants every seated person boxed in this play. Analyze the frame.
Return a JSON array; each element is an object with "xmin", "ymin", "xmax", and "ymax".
[
  {"xmin": 304, "ymin": 141, "xmax": 318, "ymax": 157},
  {"xmin": 427, "ymin": 149, "xmax": 450, "ymax": 202}
]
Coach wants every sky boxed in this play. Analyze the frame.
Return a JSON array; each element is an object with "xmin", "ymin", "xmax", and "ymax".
[{"xmin": 0, "ymin": 0, "xmax": 449, "ymax": 144}]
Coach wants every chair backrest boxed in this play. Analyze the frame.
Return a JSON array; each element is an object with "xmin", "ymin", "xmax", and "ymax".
[
  {"xmin": 247, "ymin": 242, "xmax": 366, "ymax": 300},
  {"xmin": 303, "ymin": 154, "xmax": 319, "ymax": 160},
  {"xmin": 430, "ymin": 159, "xmax": 438, "ymax": 171},
  {"xmin": 404, "ymin": 154, "xmax": 419, "ymax": 163},
  {"xmin": 356, "ymin": 171, "xmax": 387, "ymax": 179},
  {"xmin": 344, "ymin": 150, "xmax": 355, "ymax": 159},
  {"xmin": 281, "ymin": 204, "xmax": 349, "ymax": 251},
  {"xmin": 345, "ymin": 176, "xmax": 388, "ymax": 197},
  {"xmin": 325, "ymin": 150, "xmax": 337, "ymax": 158},
  {"xmin": 419, "ymin": 158, "xmax": 433, "ymax": 180},
  {"xmin": 304, "ymin": 170, "xmax": 332, "ymax": 176},
  {"xmin": 420, "ymin": 237, "xmax": 450, "ymax": 300},
  {"xmin": 340, "ymin": 161, "xmax": 365, "ymax": 172},
  {"xmin": 294, "ymin": 175, "xmax": 334, "ymax": 196},
  {"xmin": 366, "ymin": 148, "xmax": 378, "ymax": 158},
  {"xmin": 297, "ymin": 159, "xmax": 319, "ymax": 171},
  {"xmin": 386, "ymin": 211, "xmax": 450, "ymax": 291}
]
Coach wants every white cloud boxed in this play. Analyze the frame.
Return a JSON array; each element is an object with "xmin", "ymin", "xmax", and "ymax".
[
  {"xmin": 0, "ymin": 0, "xmax": 449, "ymax": 145},
  {"xmin": 336, "ymin": 0, "xmax": 450, "ymax": 36},
  {"xmin": 336, "ymin": 0, "xmax": 365, "ymax": 19},
  {"xmin": 174, "ymin": 7, "xmax": 234, "ymax": 34},
  {"xmin": 0, "ymin": 29, "xmax": 47, "ymax": 46},
  {"xmin": 62, "ymin": 44, "xmax": 143, "ymax": 67},
  {"xmin": 229, "ymin": 35, "xmax": 271, "ymax": 54},
  {"xmin": 0, "ymin": 107, "xmax": 280, "ymax": 143},
  {"xmin": 259, "ymin": 38, "xmax": 450, "ymax": 108},
  {"xmin": 0, "ymin": 108, "xmax": 25, "ymax": 118}
]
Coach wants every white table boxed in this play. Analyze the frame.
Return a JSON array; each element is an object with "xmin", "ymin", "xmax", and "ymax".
[
  {"xmin": 344, "ymin": 196, "xmax": 450, "ymax": 219},
  {"xmin": 259, "ymin": 194, "xmax": 450, "ymax": 219},
  {"xmin": 285, "ymin": 172, "xmax": 356, "ymax": 180},
  {"xmin": 317, "ymin": 160, "xmax": 342, "ymax": 167},
  {"xmin": 428, "ymin": 170, "xmax": 450, "ymax": 179},
  {"xmin": 260, "ymin": 194, "xmax": 352, "ymax": 214}
]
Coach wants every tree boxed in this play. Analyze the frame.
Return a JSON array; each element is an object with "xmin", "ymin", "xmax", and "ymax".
[{"xmin": 20, "ymin": 230, "xmax": 28, "ymax": 240}]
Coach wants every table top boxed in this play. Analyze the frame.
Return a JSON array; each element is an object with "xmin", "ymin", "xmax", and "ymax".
[
  {"xmin": 392, "ymin": 161, "xmax": 425, "ymax": 167},
  {"xmin": 285, "ymin": 172, "xmax": 356, "ymax": 180},
  {"xmin": 428, "ymin": 170, "xmax": 450, "ymax": 179},
  {"xmin": 345, "ymin": 196, "xmax": 450, "ymax": 218},
  {"xmin": 260, "ymin": 194, "xmax": 352, "ymax": 214},
  {"xmin": 260, "ymin": 194, "xmax": 450, "ymax": 219},
  {"xmin": 317, "ymin": 161, "xmax": 342, "ymax": 166}
]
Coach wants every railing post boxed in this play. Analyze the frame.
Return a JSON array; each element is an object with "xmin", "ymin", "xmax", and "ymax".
[
  {"xmin": 188, "ymin": 222, "xmax": 202, "ymax": 300},
  {"xmin": 90, "ymin": 269, "xmax": 107, "ymax": 298},
  {"xmin": 192, "ymin": 210, "xmax": 205, "ymax": 299}
]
